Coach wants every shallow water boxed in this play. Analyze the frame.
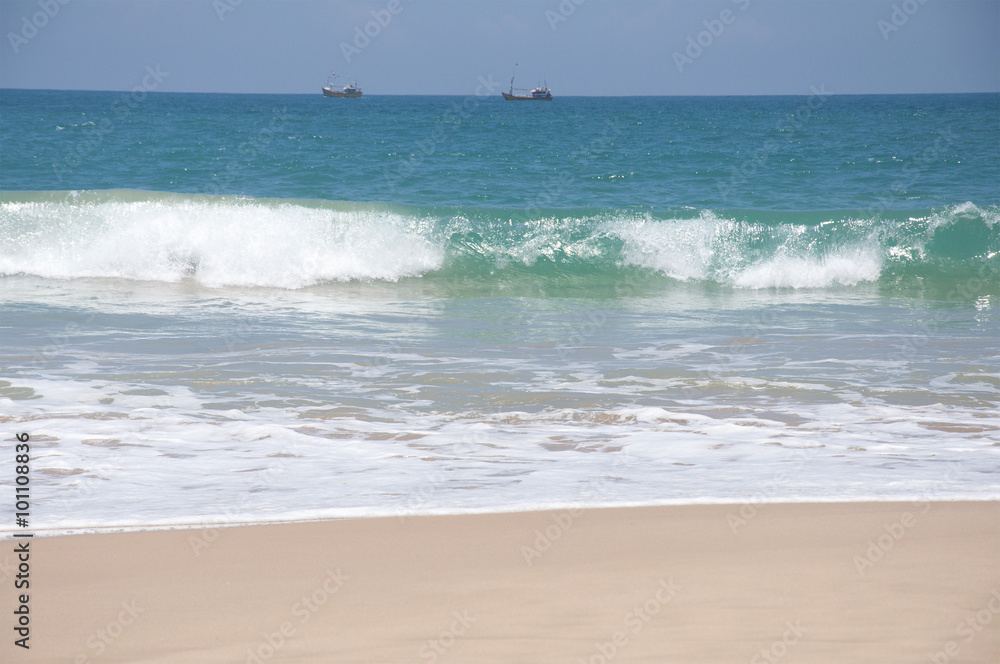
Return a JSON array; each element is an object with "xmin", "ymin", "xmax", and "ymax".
[{"xmin": 1, "ymin": 91, "xmax": 997, "ymax": 531}]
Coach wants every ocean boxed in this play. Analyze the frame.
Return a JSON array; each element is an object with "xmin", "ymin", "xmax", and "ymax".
[{"xmin": 1, "ymin": 89, "xmax": 998, "ymax": 533}]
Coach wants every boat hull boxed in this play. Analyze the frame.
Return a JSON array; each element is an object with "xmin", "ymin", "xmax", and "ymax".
[
  {"xmin": 502, "ymin": 92, "xmax": 552, "ymax": 101},
  {"xmin": 322, "ymin": 87, "xmax": 362, "ymax": 98}
]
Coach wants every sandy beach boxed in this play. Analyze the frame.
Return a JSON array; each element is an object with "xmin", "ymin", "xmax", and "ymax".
[
  {"xmin": 3, "ymin": 501, "xmax": 998, "ymax": 663},
  {"xmin": 3, "ymin": 2, "xmax": 999, "ymax": 662}
]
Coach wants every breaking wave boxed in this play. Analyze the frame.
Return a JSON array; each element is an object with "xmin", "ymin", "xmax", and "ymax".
[{"xmin": 1, "ymin": 190, "xmax": 996, "ymax": 293}]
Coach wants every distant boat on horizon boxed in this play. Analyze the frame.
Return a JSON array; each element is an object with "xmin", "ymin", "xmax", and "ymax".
[
  {"xmin": 322, "ymin": 73, "xmax": 362, "ymax": 98},
  {"xmin": 502, "ymin": 67, "xmax": 552, "ymax": 101}
]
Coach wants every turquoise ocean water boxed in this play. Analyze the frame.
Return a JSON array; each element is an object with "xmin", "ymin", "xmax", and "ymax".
[{"xmin": 1, "ymin": 90, "xmax": 998, "ymax": 532}]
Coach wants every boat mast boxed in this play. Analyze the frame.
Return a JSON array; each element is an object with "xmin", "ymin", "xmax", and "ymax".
[{"xmin": 510, "ymin": 63, "xmax": 517, "ymax": 95}]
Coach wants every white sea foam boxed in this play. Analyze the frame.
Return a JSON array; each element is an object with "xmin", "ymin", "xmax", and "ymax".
[
  {"xmin": 3, "ymin": 196, "xmax": 994, "ymax": 290},
  {"xmin": 732, "ymin": 245, "xmax": 882, "ymax": 288},
  {"xmin": 1, "ymin": 358, "xmax": 997, "ymax": 535},
  {"xmin": 2, "ymin": 197, "xmax": 996, "ymax": 534},
  {"xmin": 932, "ymin": 201, "xmax": 998, "ymax": 228},
  {"xmin": 0, "ymin": 196, "xmax": 444, "ymax": 287},
  {"xmin": 612, "ymin": 211, "xmax": 724, "ymax": 281},
  {"xmin": 612, "ymin": 210, "xmax": 886, "ymax": 289}
]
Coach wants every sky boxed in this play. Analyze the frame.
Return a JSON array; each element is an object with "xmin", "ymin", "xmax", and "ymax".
[{"xmin": 0, "ymin": 0, "xmax": 997, "ymax": 95}]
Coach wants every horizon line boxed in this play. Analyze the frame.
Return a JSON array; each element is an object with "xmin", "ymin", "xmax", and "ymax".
[{"xmin": 2, "ymin": 88, "xmax": 999, "ymax": 98}]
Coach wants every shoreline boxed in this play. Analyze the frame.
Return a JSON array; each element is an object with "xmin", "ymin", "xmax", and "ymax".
[
  {"xmin": 4, "ymin": 501, "xmax": 998, "ymax": 662},
  {"xmin": 4, "ymin": 495, "xmax": 999, "ymax": 540}
]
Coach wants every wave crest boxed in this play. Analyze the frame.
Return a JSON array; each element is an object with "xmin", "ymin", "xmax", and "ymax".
[
  {"xmin": 0, "ymin": 192, "xmax": 443, "ymax": 288},
  {"xmin": 1, "ymin": 191, "xmax": 996, "ymax": 292}
]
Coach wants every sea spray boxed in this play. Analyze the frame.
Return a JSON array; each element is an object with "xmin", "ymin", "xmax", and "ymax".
[{"xmin": 2, "ymin": 191, "xmax": 996, "ymax": 293}]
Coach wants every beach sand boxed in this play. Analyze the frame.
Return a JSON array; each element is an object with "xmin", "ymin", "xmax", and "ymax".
[{"xmin": 5, "ymin": 502, "xmax": 999, "ymax": 663}]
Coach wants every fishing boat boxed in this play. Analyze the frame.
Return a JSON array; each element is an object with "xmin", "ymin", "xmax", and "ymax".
[
  {"xmin": 501, "ymin": 67, "xmax": 552, "ymax": 101},
  {"xmin": 502, "ymin": 85, "xmax": 552, "ymax": 101},
  {"xmin": 322, "ymin": 74, "xmax": 362, "ymax": 98}
]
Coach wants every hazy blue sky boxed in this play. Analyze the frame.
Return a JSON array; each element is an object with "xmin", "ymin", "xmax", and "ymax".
[{"xmin": 1, "ymin": 0, "xmax": 997, "ymax": 95}]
